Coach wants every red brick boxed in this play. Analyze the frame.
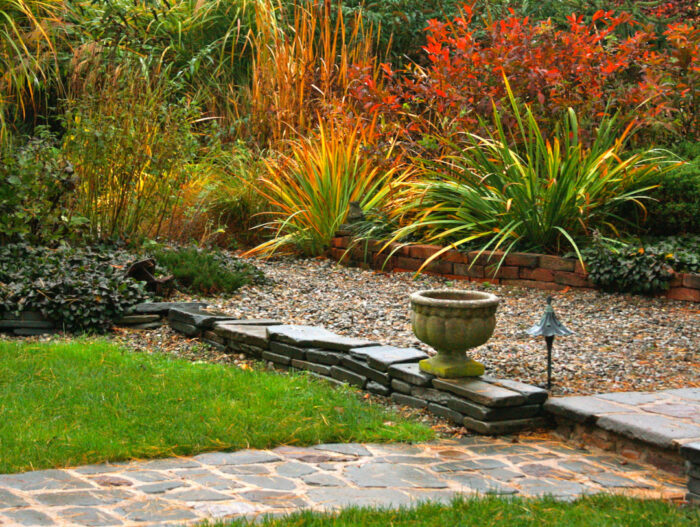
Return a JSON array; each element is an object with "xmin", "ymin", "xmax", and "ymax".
[
  {"xmin": 442, "ymin": 250, "xmax": 470, "ymax": 264},
  {"xmin": 501, "ymin": 279, "xmax": 567, "ymax": 291},
  {"xmin": 468, "ymin": 250, "xmax": 504, "ymax": 266},
  {"xmin": 574, "ymin": 260, "xmax": 587, "ymax": 275},
  {"xmin": 331, "ymin": 236, "xmax": 348, "ymax": 248},
  {"xmin": 485, "ymin": 265, "xmax": 519, "ymax": 279},
  {"xmin": 372, "ymin": 253, "xmax": 394, "ymax": 271},
  {"xmin": 540, "ymin": 255, "xmax": 576, "ymax": 272},
  {"xmin": 666, "ymin": 287, "xmax": 700, "ymax": 302},
  {"xmin": 520, "ymin": 267, "xmax": 555, "ymax": 282},
  {"xmin": 395, "ymin": 257, "xmax": 422, "ymax": 271},
  {"xmin": 408, "ymin": 244, "xmax": 443, "ymax": 259},
  {"xmin": 330, "ymin": 248, "xmax": 348, "ymax": 262},
  {"xmin": 683, "ymin": 272, "xmax": 700, "ymax": 289},
  {"xmin": 669, "ymin": 272, "xmax": 684, "ymax": 288},
  {"xmin": 504, "ymin": 252, "xmax": 540, "ymax": 268},
  {"xmin": 453, "ymin": 263, "xmax": 485, "ymax": 278},
  {"xmin": 423, "ymin": 260, "xmax": 454, "ymax": 275},
  {"xmin": 553, "ymin": 271, "xmax": 593, "ymax": 288}
]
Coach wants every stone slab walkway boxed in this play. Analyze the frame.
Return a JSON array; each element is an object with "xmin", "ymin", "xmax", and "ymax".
[{"xmin": 0, "ymin": 435, "xmax": 686, "ymax": 526}]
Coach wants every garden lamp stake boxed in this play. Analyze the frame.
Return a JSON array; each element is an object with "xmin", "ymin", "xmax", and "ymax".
[{"xmin": 526, "ymin": 297, "xmax": 574, "ymax": 390}]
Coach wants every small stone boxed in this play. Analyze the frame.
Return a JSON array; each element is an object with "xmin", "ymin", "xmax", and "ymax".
[{"xmin": 387, "ymin": 363, "xmax": 434, "ymax": 387}]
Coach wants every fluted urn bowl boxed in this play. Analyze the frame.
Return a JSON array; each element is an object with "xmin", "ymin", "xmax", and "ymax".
[{"xmin": 410, "ymin": 289, "xmax": 499, "ymax": 378}]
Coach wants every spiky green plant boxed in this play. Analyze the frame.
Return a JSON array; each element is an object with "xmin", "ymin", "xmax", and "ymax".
[{"xmin": 388, "ymin": 80, "xmax": 676, "ymax": 271}]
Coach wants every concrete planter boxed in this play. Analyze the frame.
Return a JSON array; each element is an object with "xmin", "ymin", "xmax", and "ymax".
[{"xmin": 410, "ymin": 290, "xmax": 499, "ymax": 378}]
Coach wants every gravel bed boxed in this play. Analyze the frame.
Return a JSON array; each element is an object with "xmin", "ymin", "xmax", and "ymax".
[{"xmin": 201, "ymin": 257, "xmax": 699, "ymax": 396}]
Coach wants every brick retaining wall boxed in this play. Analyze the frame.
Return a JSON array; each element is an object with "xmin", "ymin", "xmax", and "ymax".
[{"xmin": 329, "ymin": 236, "xmax": 700, "ymax": 303}]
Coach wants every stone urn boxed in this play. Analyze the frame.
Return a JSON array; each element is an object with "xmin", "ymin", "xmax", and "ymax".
[{"xmin": 410, "ymin": 289, "xmax": 499, "ymax": 378}]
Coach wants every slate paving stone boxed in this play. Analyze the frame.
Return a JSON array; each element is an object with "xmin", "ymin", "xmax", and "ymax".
[
  {"xmin": 273, "ymin": 446, "xmax": 350, "ymax": 464},
  {"xmin": 167, "ymin": 488, "xmax": 233, "ymax": 501},
  {"xmin": 596, "ymin": 413, "xmax": 700, "ymax": 448},
  {"xmin": 314, "ymin": 444, "xmax": 372, "ymax": 457},
  {"xmin": 74, "ymin": 464, "xmax": 126, "ymax": 475},
  {"xmin": 407, "ymin": 490, "xmax": 459, "ymax": 505},
  {"xmin": 519, "ymin": 463, "xmax": 576, "ymax": 480},
  {"xmin": 480, "ymin": 376, "xmax": 549, "ymax": 404},
  {"xmin": 411, "ymin": 387, "xmax": 457, "ymax": 406},
  {"xmin": 275, "ymin": 462, "xmax": 317, "ymax": 478},
  {"xmin": 239, "ymin": 490, "xmax": 308, "ymax": 509},
  {"xmin": 544, "ymin": 396, "xmax": 634, "ymax": 423},
  {"xmin": 168, "ymin": 320, "xmax": 201, "ymax": 337},
  {"xmin": 307, "ymin": 487, "xmax": 411, "ymax": 510},
  {"xmin": 387, "ymin": 363, "xmax": 434, "ymax": 387},
  {"xmin": 589, "ymin": 473, "xmax": 652, "ymax": 489},
  {"xmin": 310, "ymin": 335, "xmax": 376, "ymax": 352},
  {"xmin": 506, "ymin": 453, "xmax": 561, "ymax": 464},
  {"xmin": 115, "ymin": 314, "xmax": 161, "ymax": 325},
  {"xmin": 391, "ymin": 392, "xmax": 427, "ymax": 409},
  {"xmin": 137, "ymin": 481, "xmax": 187, "ymax": 494},
  {"xmin": 680, "ymin": 442, "xmax": 700, "ymax": 464},
  {"xmin": 348, "ymin": 346, "xmax": 428, "ymax": 372},
  {"xmin": 391, "ymin": 379, "xmax": 412, "ymax": 394},
  {"xmin": 448, "ymin": 397, "xmax": 542, "ymax": 422},
  {"xmin": 433, "ymin": 459, "xmax": 507, "ymax": 472},
  {"xmin": 516, "ymin": 478, "xmax": 589, "ymax": 498},
  {"xmin": 172, "ymin": 470, "xmax": 242, "ymax": 490},
  {"xmin": 428, "ymin": 403, "xmax": 464, "ymax": 424},
  {"xmin": 590, "ymin": 457, "xmax": 647, "ymax": 473},
  {"xmin": 0, "ymin": 488, "xmax": 28, "ymax": 508},
  {"xmin": 195, "ymin": 450, "xmax": 280, "ymax": 466},
  {"xmin": 192, "ymin": 501, "xmax": 263, "ymax": 518},
  {"xmin": 330, "ymin": 366, "xmax": 367, "ymax": 388},
  {"xmin": 269, "ymin": 341, "xmax": 306, "ymax": 360},
  {"xmin": 290, "ymin": 359, "xmax": 332, "ymax": 376},
  {"xmin": 558, "ymin": 461, "xmax": 604, "ymax": 474},
  {"xmin": 57, "ymin": 507, "xmax": 123, "ymax": 526},
  {"xmin": 236, "ymin": 476, "xmax": 297, "ymax": 491},
  {"xmin": 484, "ymin": 468, "xmax": 525, "ymax": 482},
  {"xmin": 643, "ymin": 402, "xmax": 700, "ymax": 423},
  {"xmin": 141, "ymin": 458, "xmax": 200, "ymax": 470},
  {"xmin": 340, "ymin": 356, "xmax": 390, "ymax": 384},
  {"xmin": 4, "ymin": 509, "xmax": 56, "ymax": 525},
  {"xmin": 463, "ymin": 415, "xmax": 549, "ymax": 435},
  {"xmin": 449, "ymin": 474, "xmax": 518, "ymax": 495},
  {"xmin": 168, "ymin": 307, "xmax": 238, "ymax": 329},
  {"xmin": 119, "ymin": 470, "xmax": 170, "ymax": 483},
  {"xmin": 304, "ymin": 349, "xmax": 344, "ymax": 365},
  {"xmin": 116, "ymin": 498, "xmax": 198, "ymax": 522},
  {"xmin": 466, "ymin": 444, "xmax": 539, "ymax": 456},
  {"xmin": 661, "ymin": 388, "xmax": 700, "ymax": 402},
  {"xmin": 367, "ymin": 380, "xmax": 391, "ymax": 395},
  {"xmin": 301, "ymin": 473, "xmax": 346, "ymax": 487},
  {"xmin": 0, "ymin": 469, "xmax": 94, "ymax": 491},
  {"xmin": 133, "ymin": 301, "xmax": 208, "ymax": 315},
  {"xmin": 596, "ymin": 392, "xmax": 667, "ymax": 406},
  {"xmin": 344, "ymin": 463, "xmax": 447, "ymax": 489},
  {"xmin": 34, "ymin": 489, "xmax": 133, "ymax": 507},
  {"xmin": 267, "ymin": 325, "xmax": 340, "ymax": 347},
  {"xmin": 219, "ymin": 466, "xmax": 270, "ymax": 476},
  {"xmin": 375, "ymin": 456, "xmax": 440, "ymax": 465},
  {"xmin": 433, "ymin": 378, "xmax": 526, "ymax": 408},
  {"xmin": 213, "ymin": 324, "xmax": 270, "ymax": 349},
  {"xmin": 262, "ymin": 351, "xmax": 291, "ymax": 365}
]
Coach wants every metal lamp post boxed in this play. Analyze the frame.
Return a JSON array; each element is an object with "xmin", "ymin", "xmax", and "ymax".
[{"xmin": 526, "ymin": 296, "xmax": 574, "ymax": 390}]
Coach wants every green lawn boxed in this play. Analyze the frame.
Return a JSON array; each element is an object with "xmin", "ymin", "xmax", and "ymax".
[
  {"xmin": 212, "ymin": 495, "xmax": 698, "ymax": 527},
  {"xmin": 0, "ymin": 339, "xmax": 432, "ymax": 473}
]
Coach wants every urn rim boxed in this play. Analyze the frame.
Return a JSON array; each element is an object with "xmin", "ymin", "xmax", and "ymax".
[{"xmin": 410, "ymin": 289, "xmax": 499, "ymax": 309}]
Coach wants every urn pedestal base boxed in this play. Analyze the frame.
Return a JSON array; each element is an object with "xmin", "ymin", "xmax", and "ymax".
[{"xmin": 419, "ymin": 354, "xmax": 485, "ymax": 378}]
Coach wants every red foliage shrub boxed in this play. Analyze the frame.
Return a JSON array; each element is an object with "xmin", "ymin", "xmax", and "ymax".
[{"xmin": 348, "ymin": 5, "xmax": 698, "ymax": 150}]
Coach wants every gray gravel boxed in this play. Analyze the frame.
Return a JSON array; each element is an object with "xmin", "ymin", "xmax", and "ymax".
[{"xmin": 207, "ymin": 257, "xmax": 700, "ymax": 396}]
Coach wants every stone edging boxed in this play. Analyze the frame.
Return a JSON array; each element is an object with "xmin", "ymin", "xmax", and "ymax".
[{"xmin": 329, "ymin": 236, "xmax": 700, "ymax": 303}]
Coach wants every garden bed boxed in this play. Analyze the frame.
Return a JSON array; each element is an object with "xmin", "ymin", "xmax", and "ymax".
[{"xmin": 209, "ymin": 257, "xmax": 698, "ymax": 397}]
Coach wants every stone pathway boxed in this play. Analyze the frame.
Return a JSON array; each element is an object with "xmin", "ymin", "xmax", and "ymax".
[{"xmin": 0, "ymin": 435, "xmax": 686, "ymax": 526}]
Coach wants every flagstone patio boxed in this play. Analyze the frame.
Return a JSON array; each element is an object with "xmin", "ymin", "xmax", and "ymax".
[{"xmin": 0, "ymin": 434, "xmax": 686, "ymax": 526}]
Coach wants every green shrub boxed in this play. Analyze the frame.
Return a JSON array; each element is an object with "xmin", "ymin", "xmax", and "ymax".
[
  {"xmin": 642, "ymin": 142, "xmax": 700, "ymax": 235},
  {"xmin": 388, "ymin": 81, "xmax": 673, "ymax": 268},
  {"xmin": 0, "ymin": 244, "xmax": 150, "ymax": 332},
  {"xmin": 151, "ymin": 246, "xmax": 264, "ymax": 295},
  {"xmin": 0, "ymin": 128, "xmax": 87, "ymax": 244}
]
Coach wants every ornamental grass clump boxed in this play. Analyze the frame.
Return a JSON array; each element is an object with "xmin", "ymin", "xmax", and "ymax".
[
  {"xmin": 247, "ymin": 120, "xmax": 410, "ymax": 257},
  {"xmin": 389, "ymin": 81, "xmax": 676, "ymax": 270}
]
